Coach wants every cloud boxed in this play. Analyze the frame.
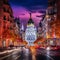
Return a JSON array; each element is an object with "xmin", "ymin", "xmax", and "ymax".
[{"xmin": 9, "ymin": 0, "xmax": 47, "ymax": 27}]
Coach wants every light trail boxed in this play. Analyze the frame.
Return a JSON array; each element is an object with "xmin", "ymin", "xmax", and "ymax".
[{"xmin": 0, "ymin": 48, "xmax": 21, "ymax": 60}]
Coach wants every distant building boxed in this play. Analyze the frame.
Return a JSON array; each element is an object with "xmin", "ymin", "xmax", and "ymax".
[
  {"xmin": 14, "ymin": 17, "xmax": 20, "ymax": 35},
  {"xmin": 42, "ymin": 0, "xmax": 57, "ymax": 39},
  {"xmin": 20, "ymin": 23, "xmax": 25, "ymax": 40},
  {"xmin": 47, "ymin": 0, "xmax": 57, "ymax": 38},
  {"xmin": 37, "ymin": 20, "xmax": 43, "ymax": 38},
  {"xmin": 57, "ymin": 0, "xmax": 60, "ymax": 20},
  {"xmin": 25, "ymin": 13, "xmax": 37, "ymax": 46},
  {"xmin": 14, "ymin": 17, "xmax": 21, "ymax": 46},
  {"xmin": 41, "ymin": 0, "xmax": 60, "ymax": 46},
  {"xmin": 0, "ymin": 0, "xmax": 22, "ymax": 48},
  {"xmin": 56, "ymin": 0, "xmax": 60, "ymax": 39}
]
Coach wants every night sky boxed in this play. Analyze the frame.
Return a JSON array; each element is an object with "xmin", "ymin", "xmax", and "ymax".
[{"xmin": 9, "ymin": 0, "xmax": 48, "ymax": 28}]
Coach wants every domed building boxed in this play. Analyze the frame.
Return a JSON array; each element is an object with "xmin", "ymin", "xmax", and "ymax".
[{"xmin": 25, "ymin": 13, "xmax": 37, "ymax": 46}]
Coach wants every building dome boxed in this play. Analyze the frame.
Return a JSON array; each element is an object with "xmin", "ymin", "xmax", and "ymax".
[
  {"xmin": 28, "ymin": 13, "xmax": 34, "ymax": 24},
  {"xmin": 25, "ymin": 13, "xmax": 37, "ymax": 46}
]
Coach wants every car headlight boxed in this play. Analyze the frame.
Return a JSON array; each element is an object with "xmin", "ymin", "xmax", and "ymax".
[{"xmin": 46, "ymin": 47, "xmax": 50, "ymax": 50}]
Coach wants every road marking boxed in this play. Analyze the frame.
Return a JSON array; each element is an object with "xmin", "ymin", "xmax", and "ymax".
[
  {"xmin": 0, "ymin": 51, "xmax": 21, "ymax": 60},
  {"xmin": 37, "ymin": 50, "xmax": 54, "ymax": 60},
  {"xmin": 0, "ymin": 48, "xmax": 21, "ymax": 55},
  {"xmin": 15, "ymin": 55, "xmax": 20, "ymax": 60},
  {"xmin": 46, "ymin": 55, "xmax": 54, "ymax": 60},
  {"xmin": 46, "ymin": 50, "xmax": 54, "ymax": 60},
  {"xmin": 0, "ymin": 54, "xmax": 12, "ymax": 60}
]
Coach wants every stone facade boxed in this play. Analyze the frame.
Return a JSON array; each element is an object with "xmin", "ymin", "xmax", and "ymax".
[{"xmin": 0, "ymin": 0, "xmax": 14, "ymax": 48}]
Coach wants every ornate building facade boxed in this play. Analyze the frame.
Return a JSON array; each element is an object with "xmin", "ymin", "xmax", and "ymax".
[
  {"xmin": 41, "ymin": 0, "xmax": 60, "ymax": 46},
  {"xmin": 25, "ymin": 13, "xmax": 37, "ymax": 46},
  {"xmin": 14, "ymin": 17, "xmax": 21, "ymax": 46},
  {"xmin": 36, "ymin": 0, "xmax": 58, "ymax": 46},
  {"xmin": 0, "ymin": 0, "xmax": 14, "ymax": 48},
  {"xmin": 0, "ymin": 0, "xmax": 21, "ymax": 48},
  {"xmin": 20, "ymin": 23, "xmax": 25, "ymax": 40}
]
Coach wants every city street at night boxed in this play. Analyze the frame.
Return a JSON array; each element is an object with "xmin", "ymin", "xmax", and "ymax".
[
  {"xmin": 0, "ymin": 48, "xmax": 21, "ymax": 60},
  {"xmin": 0, "ymin": 0, "xmax": 60, "ymax": 60},
  {"xmin": 0, "ymin": 47, "xmax": 60, "ymax": 60},
  {"xmin": 36, "ymin": 48, "xmax": 60, "ymax": 60}
]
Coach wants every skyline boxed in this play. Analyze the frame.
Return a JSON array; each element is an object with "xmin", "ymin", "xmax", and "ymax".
[{"xmin": 9, "ymin": 0, "xmax": 48, "ymax": 27}]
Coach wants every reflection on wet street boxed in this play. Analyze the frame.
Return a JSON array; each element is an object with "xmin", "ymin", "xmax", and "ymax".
[
  {"xmin": 0, "ymin": 47, "xmax": 60, "ymax": 60},
  {"xmin": 20, "ymin": 51, "xmax": 32, "ymax": 60},
  {"xmin": 1, "ymin": 50, "xmax": 21, "ymax": 60},
  {"xmin": 0, "ymin": 48, "xmax": 32, "ymax": 60}
]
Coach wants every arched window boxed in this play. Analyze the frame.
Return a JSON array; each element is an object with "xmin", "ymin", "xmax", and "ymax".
[
  {"xmin": 3, "ymin": 7, "xmax": 6, "ymax": 12},
  {"xmin": 4, "ymin": 16, "xmax": 6, "ymax": 20}
]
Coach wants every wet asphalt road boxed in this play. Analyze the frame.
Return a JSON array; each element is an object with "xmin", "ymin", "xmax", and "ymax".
[
  {"xmin": 0, "ymin": 48, "xmax": 32, "ymax": 60},
  {"xmin": 0, "ymin": 49, "xmax": 60, "ymax": 60},
  {"xmin": 36, "ymin": 48, "xmax": 60, "ymax": 60},
  {"xmin": 36, "ymin": 54, "xmax": 60, "ymax": 60},
  {"xmin": 0, "ymin": 50, "xmax": 21, "ymax": 60}
]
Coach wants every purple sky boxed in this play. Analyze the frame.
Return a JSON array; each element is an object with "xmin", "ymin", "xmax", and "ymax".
[{"xmin": 9, "ymin": 0, "xmax": 47, "ymax": 28}]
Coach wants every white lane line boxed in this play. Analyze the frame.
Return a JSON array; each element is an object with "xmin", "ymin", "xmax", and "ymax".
[
  {"xmin": 0, "ymin": 54, "xmax": 12, "ymax": 60},
  {"xmin": 0, "ymin": 51, "xmax": 7, "ymax": 54},
  {"xmin": 38, "ymin": 51, "xmax": 54, "ymax": 60},
  {"xmin": 15, "ymin": 55, "xmax": 20, "ymax": 60},
  {"xmin": 0, "ymin": 51, "xmax": 20, "ymax": 60},
  {"xmin": 0, "ymin": 50, "xmax": 15, "ymax": 55},
  {"xmin": 41, "ymin": 53, "xmax": 54, "ymax": 60},
  {"xmin": 46, "ymin": 55, "xmax": 54, "ymax": 60},
  {"xmin": 0, "ymin": 48, "xmax": 21, "ymax": 55}
]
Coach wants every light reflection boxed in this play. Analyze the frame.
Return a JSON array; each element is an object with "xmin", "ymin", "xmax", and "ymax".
[{"xmin": 30, "ymin": 47, "xmax": 36, "ymax": 60}]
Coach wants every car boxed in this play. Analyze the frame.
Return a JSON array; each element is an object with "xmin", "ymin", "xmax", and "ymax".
[
  {"xmin": 56, "ymin": 46, "xmax": 60, "ymax": 50},
  {"xmin": 46, "ymin": 45, "xmax": 60, "ymax": 51}
]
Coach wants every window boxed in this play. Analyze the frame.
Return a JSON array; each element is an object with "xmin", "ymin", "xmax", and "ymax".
[
  {"xmin": 8, "ymin": 19, "xmax": 9, "ymax": 21},
  {"xmin": 3, "ymin": 7, "xmax": 6, "ymax": 12},
  {"xmin": 10, "ymin": 14, "xmax": 13, "ymax": 18},
  {"xmin": 7, "ymin": 27, "xmax": 9, "ymax": 29},
  {"xmin": 10, "ymin": 20, "xmax": 12, "ymax": 23},
  {"xmin": 48, "ymin": 7, "xmax": 57, "ymax": 15},
  {"xmin": 4, "ymin": 16, "xmax": 6, "ymax": 20},
  {"xmin": 3, "ymin": 0, "xmax": 9, "ymax": 5},
  {"xmin": 0, "ymin": 21, "xmax": 1, "ymax": 26},
  {"xmin": 7, "ymin": 9, "xmax": 10, "ymax": 13},
  {"xmin": 8, "ymin": 17, "xmax": 10, "ymax": 21},
  {"xmin": 48, "ymin": 8, "xmax": 53, "ymax": 15},
  {"xmin": 3, "ymin": 26, "xmax": 6, "ymax": 29},
  {"xmin": 10, "ymin": 27, "xmax": 13, "ymax": 30}
]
